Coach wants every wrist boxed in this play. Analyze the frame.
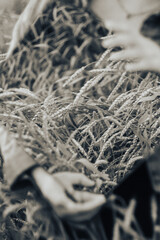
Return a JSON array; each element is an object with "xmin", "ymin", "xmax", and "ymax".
[
  {"xmin": 31, "ymin": 166, "xmax": 48, "ymax": 181},
  {"xmin": 30, "ymin": 166, "xmax": 53, "ymax": 191}
]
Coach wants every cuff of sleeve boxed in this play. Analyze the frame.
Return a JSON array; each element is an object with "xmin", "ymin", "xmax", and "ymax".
[
  {"xmin": 0, "ymin": 126, "xmax": 38, "ymax": 189},
  {"xmin": 10, "ymin": 163, "xmax": 40, "ymax": 190}
]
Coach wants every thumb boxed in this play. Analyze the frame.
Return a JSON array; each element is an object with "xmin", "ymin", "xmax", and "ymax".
[
  {"xmin": 72, "ymin": 173, "xmax": 95, "ymax": 187},
  {"xmin": 125, "ymin": 61, "xmax": 149, "ymax": 72},
  {"xmin": 71, "ymin": 193, "xmax": 106, "ymax": 214},
  {"xmin": 73, "ymin": 191, "xmax": 106, "ymax": 204}
]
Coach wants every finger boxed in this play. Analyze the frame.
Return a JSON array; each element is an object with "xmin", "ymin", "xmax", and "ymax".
[
  {"xmin": 102, "ymin": 34, "xmax": 132, "ymax": 49},
  {"xmin": 57, "ymin": 203, "xmax": 99, "ymax": 222},
  {"xmin": 52, "ymin": 195, "xmax": 95, "ymax": 220},
  {"xmin": 65, "ymin": 194, "xmax": 106, "ymax": 221},
  {"xmin": 125, "ymin": 61, "xmax": 150, "ymax": 72},
  {"xmin": 70, "ymin": 173, "xmax": 95, "ymax": 187},
  {"xmin": 70, "ymin": 194, "xmax": 106, "ymax": 214},
  {"xmin": 73, "ymin": 191, "xmax": 94, "ymax": 202},
  {"xmin": 66, "ymin": 185, "xmax": 75, "ymax": 199},
  {"xmin": 53, "ymin": 172, "xmax": 95, "ymax": 190},
  {"xmin": 67, "ymin": 207, "xmax": 99, "ymax": 222},
  {"xmin": 109, "ymin": 49, "xmax": 139, "ymax": 62},
  {"xmin": 54, "ymin": 193, "xmax": 106, "ymax": 221},
  {"xmin": 104, "ymin": 21, "xmax": 129, "ymax": 33},
  {"xmin": 73, "ymin": 191, "xmax": 104, "ymax": 203}
]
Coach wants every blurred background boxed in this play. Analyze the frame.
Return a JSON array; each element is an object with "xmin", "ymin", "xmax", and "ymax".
[
  {"xmin": 0, "ymin": 0, "xmax": 28, "ymax": 53},
  {"xmin": 0, "ymin": 0, "xmax": 28, "ymax": 14}
]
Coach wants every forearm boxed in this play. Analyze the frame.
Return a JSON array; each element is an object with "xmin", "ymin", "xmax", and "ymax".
[
  {"xmin": 7, "ymin": 0, "xmax": 53, "ymax": 57},
  {"xmin": 14, "ymin": 0, "xmax": 53, "ymax": 34}
]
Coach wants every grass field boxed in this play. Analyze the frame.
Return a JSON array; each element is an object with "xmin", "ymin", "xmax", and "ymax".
[{"xmin": 0, "ymin": 0, "xmax": 160, "ymax": 239}]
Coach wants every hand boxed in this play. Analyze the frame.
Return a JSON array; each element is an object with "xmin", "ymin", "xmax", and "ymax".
[
  {"xmin": 7, "ymin": 0, "xmax": 52, "ymax": 58},
  {"xmin": 102, "ymin": 21, "xmax": 160, "ymax": 73},
  {"xmin": 31, "ymin": 167, "xmax": 106, "ymax": 222}
]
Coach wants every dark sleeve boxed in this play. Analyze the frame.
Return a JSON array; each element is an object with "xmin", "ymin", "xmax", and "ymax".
[{"xmin": 0, "ymin": 126, "xmax": 38, "ymax": 189}]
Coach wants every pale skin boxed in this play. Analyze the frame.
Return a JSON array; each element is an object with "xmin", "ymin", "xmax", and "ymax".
[
  {"xmin": 8, "ymin": 0, "xmax": 160, "ymax": 73},
  {"xmin": 102, "ymin": 21, "xmax": 160, "ymax": 73},
  {"xmin": 7, "ymin": 0, "xmax": 106, "ymax": 221},
  {"xmin": 32, "ymin": 168, "xmax": 105, "ymax": 221},
  {"xmin": 7, "ymin": 0, "xmax": 53, "ymax": 58},
  {"xmin": 91, "ymin": 0, "xmax": 160, "ymax": 74},
  {"xmin": 6, "ymin": 0, "xmax": 160, "ymax": 221}
]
